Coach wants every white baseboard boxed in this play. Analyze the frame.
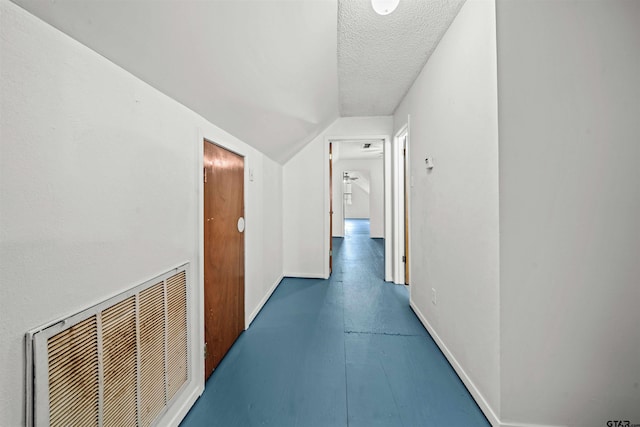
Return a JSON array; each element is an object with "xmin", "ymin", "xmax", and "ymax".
[
  {"xmin": 500, "ymin": 422, "xmax": 565, "ymax": 427},
  {"xmin": 410, "ymin": 299, "xmax": 501, "ymax": 426},
  {"xmin": 283, "ymin": 272, "xmax": 326, "ymax": 279},
  {"xmin": 247, "ymin": 275, "xmax": 283, "ymax": 328},
  {"xmin": 409, "ymin": 300, "xmax": 565, "ymax": 427},
  {"xmin": 165, "ymin": 382, "xmax": 203, "ymax": 427}
]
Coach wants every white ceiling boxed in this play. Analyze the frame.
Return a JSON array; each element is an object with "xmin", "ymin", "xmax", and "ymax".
[
  {"xmin": 333, "ymin": 139, "xmax": 383, "ymax": 161},
  {"xmin": 11, "ymin": 0, "xmax": 465, "ymax": 163},
  {"xmin": 338, "ymin": 0, "xmax": 466, "ymax": 116}
]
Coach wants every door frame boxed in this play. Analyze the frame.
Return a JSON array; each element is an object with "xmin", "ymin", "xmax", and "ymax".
[
  {"xmin": 394, "ymin": 122, "xmax": 410, "ymax": 285},
  {"xmin": 403, "ymin": 130, "xmax": 410, "ymax": 284},
  {"xmin": 324, "ymin": 134, "xmax": 392, "ymax": 281},
  {"xmin": 329, "ymin": 142, "xmax": 333, "ymax": 273},
  {"xmin": 202, "ymin": 139, "xmax": 245, "ymax": 379},
  {"xmin": 196, "ymin": 128, "xmax": 249, "ymax": 390}
]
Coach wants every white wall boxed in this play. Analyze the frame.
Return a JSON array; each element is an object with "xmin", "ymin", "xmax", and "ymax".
[
  {"xmin": 496, "ymin": 1, "xmax": 640, "ymax": 426},
  {"xmin": 244, "ymin": 153, "xmax": 284, "ymax": 325},
  {"xmin": 282, "ymin": 132, "xmax": 326, "ymax": 277},
  {"xmin": 393, "ymin": 0, "xmax": 501, "ymax": 422},
  {"xmin": 345, "ymin": 178, "xmax": 369, "ymax": 219},
  {"xmin": 333, "ymin": 159, "xmax": 384, "ymax": 237},
  {"xmin": 257, "ymin": 157, "xmax": 284, "ymax": 318},
  {"xmin": 283, "ymin": 116, "xmax": 392, "ymax": 277},
  {"xmin": 0, "ymin": 2, "xmax": 283, "ymax": 425}
]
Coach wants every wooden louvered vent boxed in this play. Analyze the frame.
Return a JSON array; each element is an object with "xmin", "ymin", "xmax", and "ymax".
[{"xmin": 27, "ymin": 265, "xmax": 189, "ymax": 427}]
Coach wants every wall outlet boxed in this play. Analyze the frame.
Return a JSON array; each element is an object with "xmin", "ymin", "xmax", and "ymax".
[{"xmin": 431, "ymin": 288, "xmax": 437, "ymax": 305}]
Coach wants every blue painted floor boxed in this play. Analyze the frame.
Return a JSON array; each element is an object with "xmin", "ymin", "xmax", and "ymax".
[{"xmin": 181, "ymin": 219, "xmax": 490, "ymax": 427}]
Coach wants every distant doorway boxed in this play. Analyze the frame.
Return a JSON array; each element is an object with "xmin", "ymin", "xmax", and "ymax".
[
  {"xmin": 326, "ymin": 135, "xmax": 390, "ymax": 280},
  {"xmin": 342, "ymin": 170, "xmax": 371, "ymax": 237}
]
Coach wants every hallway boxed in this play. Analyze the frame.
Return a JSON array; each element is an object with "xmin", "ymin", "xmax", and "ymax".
[{"xmin": 181, "ymin": 219, "xmax": 489, "ymax": 426}]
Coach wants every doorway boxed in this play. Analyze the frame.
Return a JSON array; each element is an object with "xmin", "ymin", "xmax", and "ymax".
[
  {"xmin": 329, "ymin": 142, "xmax": 333, "ymax": 273},
  {"xmin": 203, "ymin": 140, "xmax": 245, "ymax": 380},
  {"xmin": 393, "ymin": 125, "xmax": 409, "ymax": 285},
  {"xmin": 325, "ymin": 133, "xmax": 405, "ymax": 284},
  {"xmin": 342, "ymin": 170, "xmax": 371, "ymax": 236},
  {"xmin": 327, "ymin": 137, "xmax": 388, "ymax": 279}
]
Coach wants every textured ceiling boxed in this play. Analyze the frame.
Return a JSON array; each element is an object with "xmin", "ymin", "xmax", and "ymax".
[
  {"xmin": 338, "ymin": 0, "xmax": 466, "ymax": 116},
  {"xmin": 11, "ymin": 0, "xmax": 466, "ymax": 162}
]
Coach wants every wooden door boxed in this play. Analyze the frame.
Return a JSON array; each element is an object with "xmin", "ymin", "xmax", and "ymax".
[
  {"xmin": 329, "ymin": 143, "xmax": 333, "ymax": 274},
  {"xmin": 203, "ymin": 141, "xmax": 245, "ymax": 380}
]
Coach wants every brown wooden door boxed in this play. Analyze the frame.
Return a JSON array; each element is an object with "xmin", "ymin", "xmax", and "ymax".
[{"xmin": 203, "ymin": 141, "xmax": 245, "ymax": 380}]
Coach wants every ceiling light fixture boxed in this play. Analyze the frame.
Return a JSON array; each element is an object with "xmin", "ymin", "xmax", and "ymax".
[{"xmin": 371, "ymin": 0, "xmax": 399, "ymax": 16}]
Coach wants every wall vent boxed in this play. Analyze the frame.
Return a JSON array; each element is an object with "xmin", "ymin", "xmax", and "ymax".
[{"xmin": 26, "ymin": 264, "xmax": 189, "ymax": 427}]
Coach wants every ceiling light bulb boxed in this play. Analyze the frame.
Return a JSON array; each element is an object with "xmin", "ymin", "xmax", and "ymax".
[{"xmin": 371, "ymin": 0, "xmax": 399, "ymax": 15}]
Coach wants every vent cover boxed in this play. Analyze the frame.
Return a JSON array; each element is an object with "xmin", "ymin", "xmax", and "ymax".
[
  {"xmin": 27, "ymin": 265, "xmax": 189, "ymax": 427},
  {"xmin": 102, "ymin": 296, "xmax": 137, "ymax": 427},
  {"xmin": 48, "ymin": 316, "xmax": 99, "ymax": 427}
]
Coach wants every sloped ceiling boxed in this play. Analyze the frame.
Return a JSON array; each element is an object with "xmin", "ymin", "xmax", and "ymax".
[
  {"xmin": 11, "ymin": 0, "xmax": 339, "ymax": 163},
  {"xmin": 11, "ymin": 0, "xmax": 465, "ymax": 163}
]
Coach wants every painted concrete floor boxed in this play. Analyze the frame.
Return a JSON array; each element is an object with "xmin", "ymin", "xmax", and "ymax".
[{"xmin": 181, "ymin": 219, "xmax": 490, "ymax": 427}]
